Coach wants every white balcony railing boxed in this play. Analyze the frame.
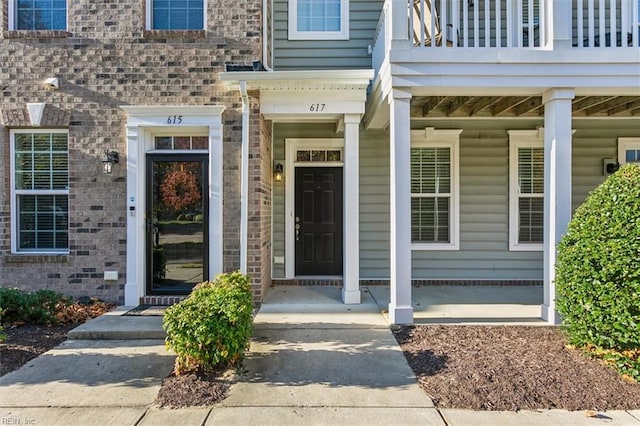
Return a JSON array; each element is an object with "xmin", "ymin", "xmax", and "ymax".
[
  {"xmin": 371, "ymin": 0, "xmax": 640, "ymax": 59},
  {"xmin": 410, "ymin": 0, "xmax": 548, "ymax": 48},
  {"xmin": 574, "ymin": 0, "xmax": 639, "ymax": 47}
]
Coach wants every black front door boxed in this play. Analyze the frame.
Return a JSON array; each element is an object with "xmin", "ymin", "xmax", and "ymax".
[
  {"xmin": 295, "ymin": 167, "xmax": 343, "ymax": 275},
  {"xmin": 146, "ymin": 154, "xmax": 208, "ymax": 295}
]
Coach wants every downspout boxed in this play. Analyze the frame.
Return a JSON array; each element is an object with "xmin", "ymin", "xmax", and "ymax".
[
  {"xmin": 263, "ymin": 0, "xmax": 273, "ymax": 71},
  {"xmin": 239, "ymin": 81, "xmax": 250, "ymax": 274}
]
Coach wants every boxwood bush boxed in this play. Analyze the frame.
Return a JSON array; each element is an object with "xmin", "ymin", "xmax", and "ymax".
[
  {"xmin": 0, "ymin": 287, "xmax": 70, "ymax": 325},
  {"xmin": 163, "ymin": 272, "xmax": 254, "ymax": 374},
  {"xmin": 556, "ymin": 164, "xmax": 639, "ymax": 378}
]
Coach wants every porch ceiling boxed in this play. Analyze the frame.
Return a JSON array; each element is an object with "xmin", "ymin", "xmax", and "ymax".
[{"xmin": 411, "ymin": 95, "xmax": 640, "ymax": 118}]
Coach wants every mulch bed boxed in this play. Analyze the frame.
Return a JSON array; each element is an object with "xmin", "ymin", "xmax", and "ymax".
[
  {"xmin": 155, "ymin": 368, "xmax": 236, "ymax": 408},
  {"xmin": 0, "ymin": 324, "xmax": 77, "ymax": 377},
  {"xmin": 393, "ymin": 325, "xmax": 640, "ymax": 411}
]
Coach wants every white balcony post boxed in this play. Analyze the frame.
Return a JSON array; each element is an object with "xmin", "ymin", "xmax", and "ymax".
[
  {"xmin": 389, "ymin": 88, "xmax": 413, "ymax": 325},
  {"xmin": 390, "ymin": 0, "xmax": 410, "ymax": 49},
  {"xmin": 550, "ymin": 0, "xmax": 573, "ymax": 49},
  {"xmin": 541, "ymin": 88, "xmax": 575, "ymax": 324},
  {"xmin": 343, "ymin": 113, "xmax": 361, "ymax": 304}
]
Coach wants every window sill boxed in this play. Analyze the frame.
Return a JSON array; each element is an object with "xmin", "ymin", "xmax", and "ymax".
[
  {"xmin": 509, "ymin": 243, "xmax": 543, "ymax": 252},
  {"xmin": 3, "ymin": 30, "xmax": 70, "ymax": 39},
  {"xmin": 4, "ymin": 254, "xmax": 69, "ymax": 263},
  {"xmin": 142, "ymin": 30, "xmax": 206, "ymax": 40},
  {"xmin": 412, "ymin": 242, "xmax": 460, "ymax": 251}
]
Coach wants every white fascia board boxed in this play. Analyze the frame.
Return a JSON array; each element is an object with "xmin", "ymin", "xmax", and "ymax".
[
  {"xmin": 219, "ymin": 70, "xmax": 374, "ymax": 87},
  {"xmin": 389, "ymin": 48, "xmax": 640, "ymax": 65}
]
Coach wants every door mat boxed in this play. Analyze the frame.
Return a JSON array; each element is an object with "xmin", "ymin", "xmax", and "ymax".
[{"xmin": 122, "ymin": 305, "xmax": 168, "ymax": 316}]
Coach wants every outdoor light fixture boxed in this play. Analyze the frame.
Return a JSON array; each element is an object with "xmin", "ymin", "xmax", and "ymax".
[
  {"xmin": 273, "ymin": 162, "xmax": 284, "ymax": 182},
  {"xmin": 102, "ymin": 150, "xmax": 120, "ymax": 174}
]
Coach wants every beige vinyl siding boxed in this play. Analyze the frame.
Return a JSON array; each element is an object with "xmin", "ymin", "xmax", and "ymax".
[
  {"xmin": 271, "ymin": 119, "xmax": 638, "ymax": 280},
  {"xmin": 273, "ymin": 0, "xmax": 383, "ymax": 70}
]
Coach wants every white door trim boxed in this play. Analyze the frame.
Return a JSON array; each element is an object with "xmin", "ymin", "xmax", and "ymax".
[
  {"xmin": 284, "ymin": 138, "xmax": 344, "ymax": 279},
  {"xmin": 120, "ymin": 105, "xmax": 224, "ymax": 305}
]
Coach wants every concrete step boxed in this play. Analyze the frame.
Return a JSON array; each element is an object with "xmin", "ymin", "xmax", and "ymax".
[{"xmin": 68, "ymin": 307, "xmax": 166, "ymax": 340}]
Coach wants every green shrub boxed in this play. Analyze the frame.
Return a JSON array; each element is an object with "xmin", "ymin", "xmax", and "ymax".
[
  {"xmin": 163, "ymin": 271, "xmax": 254, "ymax": 374},
  {"xmin": 556, "ymin": 164, "xmax": 640, "ymax": 356},
  {"xmin": 0, "ymin": 287, "xmax": 70, "ymax": 325}
]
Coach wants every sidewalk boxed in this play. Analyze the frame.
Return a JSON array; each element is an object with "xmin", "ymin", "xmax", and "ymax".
[{"xmin": 0, "ymin": 286, "xmax": 639, "ymax": 425}]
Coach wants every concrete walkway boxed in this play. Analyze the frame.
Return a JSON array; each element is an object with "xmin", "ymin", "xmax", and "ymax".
[{"xmin": 1, "ymin": 286, "xmax": 639, "ymax": 425}]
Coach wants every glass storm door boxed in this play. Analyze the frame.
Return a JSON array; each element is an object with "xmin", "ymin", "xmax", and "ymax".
[{"xmin": 146, "ymin": 155, "xmax": 208, "ymax": 294}]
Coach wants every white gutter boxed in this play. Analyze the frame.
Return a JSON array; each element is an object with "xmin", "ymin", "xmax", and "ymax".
[
  {"xmin": 263, "ymin": 0, "xmax": 273, "ymax": 71},
  {"xmin": 239, "ymin": 81, "xmax": 250, "ymax": 274}
]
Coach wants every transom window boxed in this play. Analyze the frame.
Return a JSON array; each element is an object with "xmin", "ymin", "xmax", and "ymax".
[
  {"xmin": 509, "ymin": 130, "xmax": 544, "ymax": 251},
  {"xmin": 11, "ymin": 0, "xmax": 67, "ymax": 30},
  {"xmin": 295, "ymin": 149, "xmax": 341, "ymax": 162},
  {"xmin": 154, "ymin": 136, "xmax": 208, "ymax": 150},
  {"xmin": 11, "ymin": 130, "xmax": 69, "ymax": 253},
  {"xmin": 148, "ymin": 0, "xmax": 205, "ymax": 30},
  {"xmin": 288, "ymin": 0, "xmax": 349, "ymax": 40},
  {"xmin": 410, "ymin": 128, "xmax": 461, "ymax": 250}
]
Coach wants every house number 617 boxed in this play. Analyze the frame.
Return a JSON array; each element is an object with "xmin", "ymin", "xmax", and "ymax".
[
  {"xmin": 167, "ymin": 115, "xmax": 183, "ymax": 124},
  {"xmin": 309, "ymin": 103, "xmax": 325, "ymax": 112}
]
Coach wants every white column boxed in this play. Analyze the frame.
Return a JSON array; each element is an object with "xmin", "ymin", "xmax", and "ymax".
[
  {"xmin": 343, "ymin": 113, "xmax": 361, "ymax": 304},
  {"xmin": 541, "ymin": 88, "xmax": 575, "ymax": 324},
  {"xmin": 388, "ymin": 88, "xmax": 413, "ymax": 324}
]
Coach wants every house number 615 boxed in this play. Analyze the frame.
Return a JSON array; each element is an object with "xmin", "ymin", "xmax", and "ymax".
[{"xmin": 167, "ymin": 115, "xmax": 183, "ymax": 124}]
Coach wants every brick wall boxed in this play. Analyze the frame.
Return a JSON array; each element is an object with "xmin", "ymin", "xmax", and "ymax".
[
  {"xmin": 246, "ymin": 99, "xmax": 272, "ymax": 304},
  {"xmin": 0, "ymin": 0, "xmax": 262, "ymax": 303}
]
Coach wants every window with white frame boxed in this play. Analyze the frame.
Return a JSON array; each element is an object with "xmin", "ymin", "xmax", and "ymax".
[
  {"xmin": 10, "ymin": 0, "xmax": 67, "ymax": 30},
  {"xmin": 410, "ymin": 128, "xmax": 461, "ymax": 250},
  {"xmin": 147, "ymin": 0, "xmax": 205, "ymax": 30},
  {"xmin": 11, "ymin": 130, "xmax": 69, "ymax": 253},
  {"xmin": 288, "ymin": 0, "xmax": 349, "ymax": 40},
  {"xmin": 509, "ymin": 130, "xmax": 544, "ymax": 251},
  {"xmin": 618, "ymin": 138, "xmax": 640, "ymax": 165}
]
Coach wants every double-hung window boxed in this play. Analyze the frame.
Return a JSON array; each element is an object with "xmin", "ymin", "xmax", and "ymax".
[
  {"xmin": 10, "ymin": 0, "xmax": 67, "ymax": 30},
  {"xmin": 410, "ymin": 128, "xmax": 461, "ymax": 250},
  {"xmin": 11, "ymin": 130, "xmax": 69, "ymax": 253},
  {"xmin": 509, "ymin": 130, "xmax": 544, "ymax": 251},
  {"xmin": 618, "ymin": 138, "xmax": 640, "ymax": 165},
  {"xmin": 147, "ymin": 0, "xmax": 205, "ymax": 30},
  {"xmin": 288, "ymin": 0, "xmax": 349, "ymax": 40}
]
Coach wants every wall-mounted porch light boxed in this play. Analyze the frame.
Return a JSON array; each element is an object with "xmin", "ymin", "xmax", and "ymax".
[
  {"xmin": 274, "ymin": 162, "xmax": 284, "ymax": 182},
  {"xmin": 102, "ymin": 150, "xmax": 120, "ymax": 174}
]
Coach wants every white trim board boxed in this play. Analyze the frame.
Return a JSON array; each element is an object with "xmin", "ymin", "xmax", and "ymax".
[
  {"xmin": 284, "ymin": 138, "xmax": 345, "ymax": 279},
  {"xmin": 120, "ymin": 105, "xmax": 224, "ymax": 305}
]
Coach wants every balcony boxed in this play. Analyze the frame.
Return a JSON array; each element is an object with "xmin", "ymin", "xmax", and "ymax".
[{"xmin": 373, "ymin": 0, "xmax": 640, "ymax": 75}]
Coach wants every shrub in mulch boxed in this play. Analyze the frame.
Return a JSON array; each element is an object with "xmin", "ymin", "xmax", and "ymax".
[
  {"xmin": 0, "ymin": 287, "xmax": 116, "ymax": 332},
  {"xmin": 556, "ymin": 163, "xmax": 640, "ymax": 382},
  {"xmin": 163, "ymin": 271, "xmax": 253, "ymax": 375}
]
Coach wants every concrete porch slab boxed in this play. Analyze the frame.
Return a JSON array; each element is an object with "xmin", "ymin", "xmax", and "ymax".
[
  {"xmin": 257, "ymin": 286, "xmax": 387, "ymax": 327},
  {"xmin": 367, "ymin": 285, "xmax": 547, "ymax": 325}
]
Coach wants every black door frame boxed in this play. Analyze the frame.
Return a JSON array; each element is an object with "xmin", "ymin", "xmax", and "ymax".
[
  {"xmin": 294, "ymin": 166, "xmax": 344, "ymax": 276},
  {"xmin": 145, "ymin": 153, "xmax": 209, "ymax": 295}
]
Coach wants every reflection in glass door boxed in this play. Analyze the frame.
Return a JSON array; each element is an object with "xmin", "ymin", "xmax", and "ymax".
[{"xmin": 146, "ymin": 155, "xmax": 208, "ymax": 294}]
